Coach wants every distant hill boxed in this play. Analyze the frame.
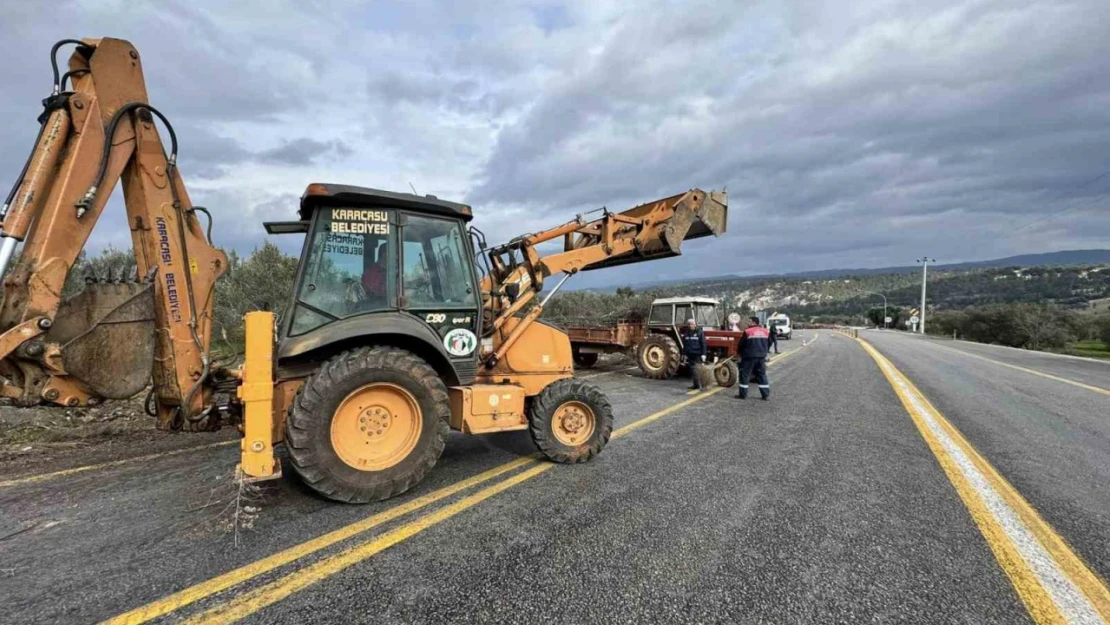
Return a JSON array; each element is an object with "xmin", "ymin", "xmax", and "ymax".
[
  {"xmin": 596, "ymin": 249, "xmax": 1110, "ymax": 290},
  {"xmin": 548, "ymin": 249, "xmax": 1110, "ymax": 325},
  {"xmin": 776, "ymin": 249, "xmax": 1110, "ymax": 279}
]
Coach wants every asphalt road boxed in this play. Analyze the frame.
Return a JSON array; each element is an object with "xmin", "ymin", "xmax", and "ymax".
[
  {"xmin": 0, "ymin": 329, "xmax": 1106, "ymax": 624},
  {"xmin": 860, "ymin": 330, "xmax": 1110, "ymax": 583}
]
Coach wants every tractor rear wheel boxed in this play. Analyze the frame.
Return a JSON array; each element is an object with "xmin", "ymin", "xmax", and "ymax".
[
  {"xmin": 286, "ymin": 346, "xmax": 449, "ymax": 503},
  {"xmin": 573, "ymin": 350, "xmax": 599, "ymax": 369},
  {"xmin": 638, "ymin": 334, "xmax": 680, "ymax": 379},
  {"xmin": 714, "ymin": 359, "xmax": 740, "ymax": 388},
  {"xmin": 528, "ymin": 378, "xmax": 613, "ymax": 463}
]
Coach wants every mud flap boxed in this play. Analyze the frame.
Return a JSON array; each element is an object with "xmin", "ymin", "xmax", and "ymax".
[{"xmin": 47, "ymin": 282, "xmax": 156, "ymax": 399}]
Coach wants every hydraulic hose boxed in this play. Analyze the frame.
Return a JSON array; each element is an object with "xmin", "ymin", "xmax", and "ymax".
[
  {"xmin": 190, "ymin": 206, "xmax": 214, "ymax": 245},
  {"xmin": 49, "ymin": 39, "xmax": 88, "ymax": 95},
  {"xmin": 5, "ymin": 39, "xmax": 89, "ymax": 220},
  {"xmin": 163, "ymin": 144, "xmax": 211, "ymax": 425},
  {"xmin": 1, "ymin": 121, "xmax": 47, "ymax": 221},
  {"xmin": 76, "ymin": 102, "xmax": 179, "ymax": 217},
  {"xmin": 74, "ymin": 100, "xmax": 210, "ymax": 426},
  {"xmin": 60, "ymin": 68, "xmax": 89, "ymax": 91}
]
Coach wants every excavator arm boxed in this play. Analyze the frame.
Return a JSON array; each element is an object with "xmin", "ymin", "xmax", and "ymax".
[
  {"xmin": 479, "ymin": 189, "xmax": 727, "ymax": 367},
  {"xmin": 0, "ymin": 38, "xmax": 227, "ymax": 429}
]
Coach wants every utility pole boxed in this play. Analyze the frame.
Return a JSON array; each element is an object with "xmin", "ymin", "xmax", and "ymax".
[{"xmin": 916, "ymin": 257, "xmax": 935, "ymax": 334}]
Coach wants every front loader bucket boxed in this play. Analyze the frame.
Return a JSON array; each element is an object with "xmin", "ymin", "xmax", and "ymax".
[
  {"xmin": 661, "ymin": 189, "xmax": 727, "ymax": 255},
  {"xmin": 46, "ymin": 281, "xmax": 156, "ymax": 399},
  {"xmin": 582, "ymin": 189, "xmax": 728, "ymax": 271}
]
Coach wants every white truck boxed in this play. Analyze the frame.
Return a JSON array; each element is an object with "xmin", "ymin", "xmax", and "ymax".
[{"xmin": 768, "ymin": 312, "xmax": 792, "ymax": 340}]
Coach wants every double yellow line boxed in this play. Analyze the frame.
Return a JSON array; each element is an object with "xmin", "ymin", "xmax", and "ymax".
[
  {"xmin": 856, "ymin": 337, "xmax": 1110, "ymax": 624},
  {"xmin": 104, "ymin": 344, "xmax": 813, "ymax": 625},
  {"xmin": 106, "ymin": 396, "xmax": 721, "ymax": 625}
]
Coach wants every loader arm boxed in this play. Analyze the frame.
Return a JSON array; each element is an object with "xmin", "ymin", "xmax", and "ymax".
[
  {"xmin": 0, "ymin": 38, "xmax": 227, "ymax": 428},
  {"xmin": 480, "ymin": 189, "xmax": 727, "ymax": 367}
]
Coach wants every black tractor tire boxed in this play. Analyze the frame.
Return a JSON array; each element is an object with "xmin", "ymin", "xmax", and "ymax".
[
  {"xmin": 285, "ymin": 346, "xmax": 449, "ymax": 503},
  {"xmin": 714, "ymin": 359, "xmax": 740, "ymax": 388},
  {"xmin": 637, "ymin": 334, "xmax": 681, "ymax": 379},
  {"xmin": 572, "ymin": 350, "xmax": 599, "ymax": 369},
  {"xmin": 528, "ymin": 378, "xmax": 613, "ymax": 464}
]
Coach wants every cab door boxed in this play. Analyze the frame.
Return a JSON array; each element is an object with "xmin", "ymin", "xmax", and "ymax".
[{"xmin": 398, "ymin": 213, "xmax": 482, "ymax": 366}]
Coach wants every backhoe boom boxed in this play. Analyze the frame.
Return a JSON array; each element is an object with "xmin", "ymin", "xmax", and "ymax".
[
  {"xmin": 0, "ymin": 38, "xmax": 226, "ymax": 428},
  {"xmin": 480, "ymin": 189, "xmax": 727, "ymax": 367}
]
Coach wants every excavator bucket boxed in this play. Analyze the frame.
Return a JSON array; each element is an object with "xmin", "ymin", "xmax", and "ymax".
[{"xmin": 45, "ymin": 280, "xmax": 156, "ymax": 399}]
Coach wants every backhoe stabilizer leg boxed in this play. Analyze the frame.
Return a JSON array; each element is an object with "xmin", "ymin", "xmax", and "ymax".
[{"xmin": 236, "ymin": 311, "xmax": 281, "ymax": 482}]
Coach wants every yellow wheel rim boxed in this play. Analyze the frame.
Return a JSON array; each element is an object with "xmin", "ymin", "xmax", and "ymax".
[
  {"xmin": 551, "ymin": 401, "xmax": 596, "ymax": 447},
  {"xmin": 643, "ymin": 345, "xmax": 665, "ymax": 370},
  {"xmin": 330, "ymin": 382, "xmax": 422, "ymax": 471}
]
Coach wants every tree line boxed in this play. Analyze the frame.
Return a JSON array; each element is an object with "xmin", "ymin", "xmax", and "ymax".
[
  {"xmin": 28, "ymin": 246, "xmax": 1110, "ymax": 357},
  {"xmin": 925, "ymin": 303, "xmax": 1110, "ymax": 351},
  {"xmin": 56, "ymin": 242, "xmax": 298, "ymax": 352}
]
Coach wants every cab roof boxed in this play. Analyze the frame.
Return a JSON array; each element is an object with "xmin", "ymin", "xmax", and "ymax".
[
  {"xmin": 297, "ymin": 183, "xmax": 473, "ymax": 222},
  {"xmin": 651, "ymin": 296, "xmax": 720, "ymax": 306}
]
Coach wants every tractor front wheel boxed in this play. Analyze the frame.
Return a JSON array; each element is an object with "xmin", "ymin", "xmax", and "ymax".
[
  {"xmin": 714, "ymin": 359, "xmax": 740, "ymax": 388},
  {"xmin": 637, "ymin": 334, "xmax": 680, "ymax": 379},
  {"xmin": 286, "ymin": 346, "xmax": 449, "ymax": 503},
  {"xmin": 529, "ymin": 378, "xmax": 613, "ymax": 463}
]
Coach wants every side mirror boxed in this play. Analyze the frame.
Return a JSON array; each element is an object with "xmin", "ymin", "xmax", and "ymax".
[{"xmin": 505, "ymin": 283, "xmax": 520, "ymax": 300}]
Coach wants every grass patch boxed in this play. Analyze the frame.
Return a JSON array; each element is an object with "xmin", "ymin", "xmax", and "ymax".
[{"xmin": 1061, "ymin": 339, "xmax": 1110, "ymax": 359}]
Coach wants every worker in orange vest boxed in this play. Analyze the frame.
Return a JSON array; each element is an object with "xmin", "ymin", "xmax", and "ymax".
[{"xmin": 737, "ymin": 316, "xmax": 771, "ymax": 400}]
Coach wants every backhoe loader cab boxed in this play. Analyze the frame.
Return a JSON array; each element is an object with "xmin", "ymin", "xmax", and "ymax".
[
  {"xmin": 254, "ymin": 184, "xmax": 502, "ymax": 502},
  {"xmin": 267, "ymin": 184, "xmax": 482, "ymax": 376}
]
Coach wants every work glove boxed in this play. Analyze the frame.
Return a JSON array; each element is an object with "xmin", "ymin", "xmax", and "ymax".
[{"xmin": 700, "ymin": 355, "xmax": 706, "ymax": 362}]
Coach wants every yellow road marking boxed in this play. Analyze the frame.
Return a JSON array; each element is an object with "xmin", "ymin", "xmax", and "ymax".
[
  {"xmin": 929, "ymin": 342, "xmax": 1110, "ymax": 397},
  {"xmin": 106, "ymin": 342, "xmax": 818, "ymax": 625},
  {"xmin": 0, "ymin": 440, "xmax": 238, "ymax": 489},
  {"xmin": 98, "ymin": 456, "xmax": 537, "ymax": 625},
  {"xmin": 614, "ymin": 348, "xmax": 803, "ymax": 437},
  {"xmin": 180, "ymin": 463, "xmax": 556, "ymax": 625},
  {"xmin": 857, "ymin": 337, "xmax": 1110, "ymax": 624}
]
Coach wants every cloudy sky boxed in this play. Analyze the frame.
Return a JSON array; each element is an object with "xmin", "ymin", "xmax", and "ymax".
[{"xmin": 2, "ymin": 0, "xmax": 1108, "ymax": 288}]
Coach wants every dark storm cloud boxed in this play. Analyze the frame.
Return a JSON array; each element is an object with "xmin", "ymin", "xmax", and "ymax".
[
  {"xmin": 255, "ymin": 138, "xmax": 355, "ymax": 166},
  {"xmin": 467, "ymin": 0, "xmax": 1110, "ymax": 285},
  {"xmin": 3, "ymin": 0, "xmax": 1108, "ymax": 286}
]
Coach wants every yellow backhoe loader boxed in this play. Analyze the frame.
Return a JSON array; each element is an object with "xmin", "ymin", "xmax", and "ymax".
[{"xmin": 0, "ymin": 38, "xmax": 727, "ymax": 502}]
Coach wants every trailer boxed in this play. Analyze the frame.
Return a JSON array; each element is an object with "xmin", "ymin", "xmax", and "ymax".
[
  {"xmin": 562, "ymin": 297, "xmax": 742, "ymax": 387},
  {"xmin": 567, "ymin": 322, "xmax": 646, "ymax": 368}
]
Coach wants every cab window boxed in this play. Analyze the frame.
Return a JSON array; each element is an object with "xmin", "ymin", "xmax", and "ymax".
[
  {"xmin": 401, "ymin": 214, "xmax": 475, "ymax": 308},
  {"xmin": 696, "ymin": 305, "xmax": 719, "ymax": 328},
  {"xmin": 649, "ymin": 305, "xmax": 673, "ymax": 325},
  {"xmin": 674, "ymin": 304, "xmax": 693, "ymax": 326},
  {"xmin": 289, "ymin": 207, "xmax": 396, "ymax": 335}
]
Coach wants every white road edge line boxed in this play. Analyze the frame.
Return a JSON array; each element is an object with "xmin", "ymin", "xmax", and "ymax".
[{"xmin": 874, "ymin": 353, "xmax": 1105, "ymax": 624}]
